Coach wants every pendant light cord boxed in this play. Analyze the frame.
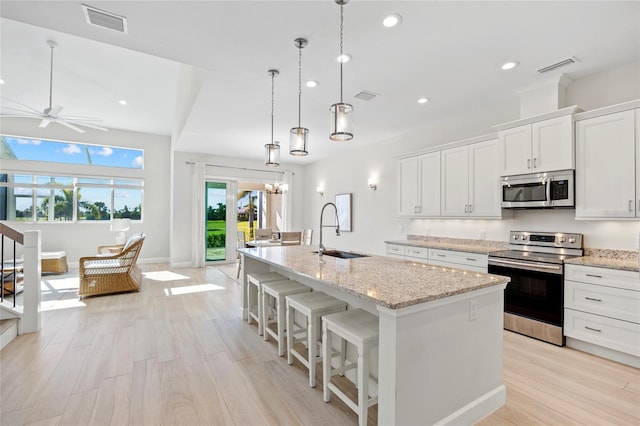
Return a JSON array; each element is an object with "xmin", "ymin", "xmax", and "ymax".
[
  {"xmin": 48, "ymin": 43, "xmax": 54, "ymax": 110},
  {"xmin": 297, "ymin": 45, "xmax": 302, "ymax": 127},
  {"xmin": 339, "ymin": 3, "xmax": 344, "ymax": 103},
  {"xmin": 271, "ymin": 71, "xmax": 275, "ymax": 144}
]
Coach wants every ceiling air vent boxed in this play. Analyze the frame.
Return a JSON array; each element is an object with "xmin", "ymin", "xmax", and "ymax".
[
  {"xmin": 537, "ymin": 57, "xmax": 578, "ymax": 74},
  {"xmin": 354, "ymin": 90, "xmax": 379, "ymax": 101},
  {"xmin": 82, "ymin": 4, "xmax": 128, "ymax": 33}
]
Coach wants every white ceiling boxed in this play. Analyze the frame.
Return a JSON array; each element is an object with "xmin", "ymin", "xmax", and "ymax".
[{"xmin": 1, "ymin": 1, "xmax": 639, "ymax": 164}]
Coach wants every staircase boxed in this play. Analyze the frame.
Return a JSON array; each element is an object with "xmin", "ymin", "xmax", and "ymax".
[{"xmin": 1, "ymin": 224, "xmax": 41, "ymax": 350}]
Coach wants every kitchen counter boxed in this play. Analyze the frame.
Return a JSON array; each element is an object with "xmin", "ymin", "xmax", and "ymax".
[
  {"xmin": 565, "ymin": 254, "xmax": 639, "ymax": 272},
  {"xmin": 386, "ymin": 235, "xmax": 508, "ymax": 255},
  {"xmin": 241, "ymin": 245, "xmax": 508, "ymax": 309},
  {"xmin": 239, "ymin": 245, "xmax": 509, "ymax": 425}
]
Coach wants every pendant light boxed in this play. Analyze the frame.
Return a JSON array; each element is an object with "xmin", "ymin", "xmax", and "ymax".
[
  {"xmin": 330, "ymin": 0, "xmax": 353, "ymax": 142},
  {"xmin": 289, "ymin": 38, "xmax": 309, "ymax": 156},
  {"xmin": 265, "ymin": 69, "xmax": 280, "ymax": 167}
]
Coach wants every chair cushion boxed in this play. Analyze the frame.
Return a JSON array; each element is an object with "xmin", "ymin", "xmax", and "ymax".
[{"xmin": 123, "ymin": 233, "xmax": 145, "ymax": 251}]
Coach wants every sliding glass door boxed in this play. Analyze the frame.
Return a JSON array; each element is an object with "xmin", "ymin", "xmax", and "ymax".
[{"xmin": 205, "ymin": 182, "xmax": 227, "ymax": 262}]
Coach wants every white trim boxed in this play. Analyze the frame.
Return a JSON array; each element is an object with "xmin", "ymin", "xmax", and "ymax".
[
  {"xmin": 573, "ymin": 99, "xmax": 640, "ymax": 122},
  {"xmin": 492, "ymin": 105, "xmax": 582, "ymax": 131},
  {"xmin": 396, "ymin": 132, "xmax": 498, "ymax": 159},
  {"xmin": 434, "ymin": 385, "xmax": 506, "ymax": 425}
]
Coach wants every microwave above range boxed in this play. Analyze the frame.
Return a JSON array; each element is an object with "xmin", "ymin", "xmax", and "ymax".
[{"xmin": 501, "ymin": 170, "xmax": 574, "ymax": 209}]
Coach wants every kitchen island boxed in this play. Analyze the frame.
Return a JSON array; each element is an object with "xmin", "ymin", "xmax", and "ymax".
[{"xmin": 239, "ymin": 245, "xmax": 510, "ymax": 425}]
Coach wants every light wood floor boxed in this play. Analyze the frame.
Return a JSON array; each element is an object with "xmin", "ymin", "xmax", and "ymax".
[{"xmin": 1, "ymin": 263, "xmax": 638, "ymax": 426}]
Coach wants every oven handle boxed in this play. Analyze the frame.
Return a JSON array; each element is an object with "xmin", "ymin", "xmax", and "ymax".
[{"xmin": 488, "ymin": 258, "xmax": 563, "ymax": 275}]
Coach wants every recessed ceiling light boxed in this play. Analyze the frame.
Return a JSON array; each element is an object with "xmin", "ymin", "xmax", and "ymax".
[
  {"xmin": 337, "ymin": 53, "xmax": 352, "ymax": 63},
  {"xmin": 382, "ymin": 14, "xmax": 402, "ymax": 28},
  {"xmin": 418, "ymin": 97, "xmax": 430, "ymax": 104},
  {"xmin": 501, "ymin": 61, "xmax": 519, "ymax": 71},
  {"xmin": 305, "ymin": 80, "xmax": 319, "ymax": 88},
  {"xmin": 119, "ymin": 99, "xmax": 127, "ymax": 105}
]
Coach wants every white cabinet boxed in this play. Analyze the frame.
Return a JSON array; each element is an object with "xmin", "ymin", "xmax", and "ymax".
[
  {"xmin": 498, "ymin": 115, "xmax": 574, "ymax": 176},
  {"xmin": 441, "ymin": 139, "xmax": 501, "ymax": 217},
  {"xmin": 398, "ymin": 152, "xmax": 440, "ymax": 217},
  {"xmin": 427, "ymin": 249, "xmax": 488, "ymax": 273},
  {"xmin": 564, "ymin": 264, "xmax": 640, "ymax": 364},
  {"xmin": 385, "ymin": 243, "xmax": 488, "ymax": 273},
  {"xmin": 575, "ymin": 109, "xmax": 638, "ymax": 218}
]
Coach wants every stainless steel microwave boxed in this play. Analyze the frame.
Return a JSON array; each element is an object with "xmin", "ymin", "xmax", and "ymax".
[{"xmin": 501, "ymin": 170, "xmax": 574, "ymax": 208}]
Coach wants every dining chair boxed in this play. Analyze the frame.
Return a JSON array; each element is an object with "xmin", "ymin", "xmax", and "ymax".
[
  {"xmin": 237, "ymin": 230, "xmax": 247, "ymax": 279},
  {"xmin": 280, "ymin": 231, "xmax": 302, "ymax": 245},
  {"xmin": 255, "ymin": 228, "xmax": 273, "ymax": 241},
  {"xmin": 302, "ymin": 229, "xmax": 313, "ymax": 245}
]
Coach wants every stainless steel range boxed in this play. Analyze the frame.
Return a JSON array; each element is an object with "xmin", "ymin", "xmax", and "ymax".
[{"xmin": 488, "ymin": 231, "xmax": 584, "ymax": 346}]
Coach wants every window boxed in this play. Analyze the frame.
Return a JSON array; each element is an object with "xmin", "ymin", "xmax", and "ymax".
[
  {"xmin": 0, "ymin": 174, "xmax": 143, "ymax": 222},
  {"xmin": 1, "ymin": 135, "xmax": 143, "ymax": 169}
]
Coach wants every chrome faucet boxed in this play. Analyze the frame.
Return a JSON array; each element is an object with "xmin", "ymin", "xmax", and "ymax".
[{"xmin": 319, "ymin": 202, "xmax": 340, "ymax": 256}]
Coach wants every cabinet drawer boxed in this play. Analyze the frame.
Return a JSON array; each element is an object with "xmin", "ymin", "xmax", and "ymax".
[
  {"xmin": 404, "ymin": 246, "xmax": 429, "ymax": 261},
  {"xmin": 565, "ymin": 264, "xmax": 640, "ymax": 291},
  {"xmin": 428, "ymin": 258, "xmax": 487, "ymax": 273},
  {"xmin": 565, "ymin": 280, "xmax": 640, "ymax": 323},
  {"xmin": 564, "ymin": 309, "xmax": 640, "ymax": 356},
  {"xmin": 428, "ymin": 249, "xmax": 488, "ymax": 269},
  {"xmin": 386, "ymin": 244, "xmax": 405, "ymax": 258}
]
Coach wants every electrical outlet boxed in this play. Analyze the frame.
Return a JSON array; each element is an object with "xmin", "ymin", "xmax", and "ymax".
[
  {"xmin": 479, "ymin": 230, "xmax": 486, "ymax": 240},
  {"xmin": 469, "ymin": 300, "xmax": 478, "ymax": 321}
]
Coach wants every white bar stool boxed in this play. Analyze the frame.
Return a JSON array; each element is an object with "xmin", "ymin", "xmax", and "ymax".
[
  {"xmin": 261, "ymin": 280, "xmax": 311, "ymax": 356},
  {"xmin": 285, "ymin": 291, "xmax": 347, "ymax": 387},
  {"xmin": 246, "ymin": 272, "xmax": 288, "ymax": 335},
  {"xmin": 322, "ymin": 309, "xmax": 379, "ymax": 426}
]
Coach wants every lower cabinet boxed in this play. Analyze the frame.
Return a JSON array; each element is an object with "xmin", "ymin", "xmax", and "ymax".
[
  {"xmin": 564, "ymin": 264, "xmax": 640, "ymax": 366},
  {"xmin": 385, "ymin": 244, "xmax": 488, "ymax": 272}
]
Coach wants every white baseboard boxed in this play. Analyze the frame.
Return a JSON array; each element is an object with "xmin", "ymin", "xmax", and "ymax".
[
  {"xmin": 169, "ymin": 261, "xmax": 192, "ymax": 268},
  {"xmin": 435, "ymin": 385, "xmax": 506, "ymax": 425},
  {"xmin": 0, "ymin": 319, "xmax": 18, "ymax": 351}
]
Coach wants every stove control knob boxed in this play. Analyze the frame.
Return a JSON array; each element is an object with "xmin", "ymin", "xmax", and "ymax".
[
  {"xmin": 568, "ymin": 237, "xmax": 576, "ymax": 244},
  {"xmin": 520, "ymin": 234, "xmax": 528, "ymax": 241},
  {"xmin": 513, "ymin": 235, "xmax": 519, "ymax": 240},
  {"xmin": 559, "ymin": 237, "xmax": 567, "ymax": 243}
]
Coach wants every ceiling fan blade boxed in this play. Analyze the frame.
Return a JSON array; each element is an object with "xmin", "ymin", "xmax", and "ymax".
[
  {"xmin": 0, "ymin": 106, "xmax": 43, "ymax": 116},
  {"xmin": 64, "ymin": 119, "xmax": 109, "ymax": 131},
  {"xmin": 55, "ymin": 120, "xmax": 86, "ymax": 133},
  {"xmin": 58, "ymin": 115, "xmax": 103, "ymax": 121},
  {"xmin": 0, "ymin": 114, "xmax": 42, "ymax": 118},
  {"xmin": 1, "ymin": 96, "xmax": 44, "ymax": 115},
  {"xmin": 39, "ymin": 118, "xmax": 51, "ymax": 128}
]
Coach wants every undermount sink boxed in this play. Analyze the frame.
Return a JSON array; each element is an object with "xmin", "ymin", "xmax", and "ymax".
[{"xmin": 314, "ymin": 250, "xmax": 370, "ymax": 259}]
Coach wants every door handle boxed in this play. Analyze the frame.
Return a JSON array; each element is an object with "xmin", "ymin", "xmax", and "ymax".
[
  {"xmin": 533, "ymin": 158, "xmax": 537, "ymax": 168},
  {"xmin": 527, "ymin": 159, "xmax": 531, "ymax": 169}
]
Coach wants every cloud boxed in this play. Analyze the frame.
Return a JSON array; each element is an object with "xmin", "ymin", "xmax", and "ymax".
[
  {"xmin": 94, "ymin": 147, "xmax": 113, "ymax": 157},
  {"xmin": 132, "ymin": 156, "xmax": 143, "ymax": 168},
  {"xmin": 62, "ymin": 144, "xmax": 81, "ymax": 154},
  {"xmin": 14, "ymin": 138, "xmax": 42, "ymax": 145}
]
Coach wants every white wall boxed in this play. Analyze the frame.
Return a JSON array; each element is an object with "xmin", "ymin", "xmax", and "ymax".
[
  {"xmin": 170, "ymin": 150, "xmax": 305, "ymax": 267},
  {"xmin": 302, "ymin": 62, "xmax": 640, "ymax": 255},
  {"xmin": 0, "ymin": 119, "xmax": 171, "ymax": 263}
]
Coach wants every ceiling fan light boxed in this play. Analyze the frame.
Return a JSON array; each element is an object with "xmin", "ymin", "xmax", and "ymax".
[{"xmin": 329, "ymin": 102, "xmax": 353, "ymax": 142}]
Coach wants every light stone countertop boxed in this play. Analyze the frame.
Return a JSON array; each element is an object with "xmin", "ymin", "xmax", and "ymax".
[
  {"xmin": 385, "ymin": 238, "xmax": 509, "ymax": 254},
  {"xmin": 565, "ymin": 256, "xmax": 639, "ymax": 273},
  {"xmin": 240, "ymin": 245, "xmax": 509, "ymax": 310}
]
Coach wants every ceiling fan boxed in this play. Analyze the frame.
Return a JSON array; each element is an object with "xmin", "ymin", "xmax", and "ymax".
[{"xmin": 0, "ymin": 40, "xmax": 108, "ymax": 133}]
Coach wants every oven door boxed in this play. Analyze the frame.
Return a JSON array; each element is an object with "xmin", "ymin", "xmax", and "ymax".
[
  {"xmin": 488, "ymin": 258, "xmax": 564, "ymax": 326},
  {"xmin": 501, "ymin": 178, "xmax": 551, "ymax": 208}
]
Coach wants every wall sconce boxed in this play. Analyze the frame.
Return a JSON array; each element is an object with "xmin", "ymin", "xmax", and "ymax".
[
  {"xmin": 368, "ymin": 178, "xmax": 377, "ymax": 191},
  {"xmin": 316, "ymin": 186, "xmax": 324, "ymax": 196}
]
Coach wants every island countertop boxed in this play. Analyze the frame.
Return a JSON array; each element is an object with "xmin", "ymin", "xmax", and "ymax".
[{"xmin": 240, "ymin": 245, "xmax": 509, "ymax": 310}]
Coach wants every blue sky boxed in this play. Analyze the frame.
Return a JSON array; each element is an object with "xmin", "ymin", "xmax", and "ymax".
[{"xmin": 2, "ymin": 136, "xmax": 143, "ymax": 169}]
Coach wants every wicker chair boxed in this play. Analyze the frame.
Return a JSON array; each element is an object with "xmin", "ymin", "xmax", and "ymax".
[{"xmin": 78, "ymin": 234, "xmax": 145, "ymax": 299}]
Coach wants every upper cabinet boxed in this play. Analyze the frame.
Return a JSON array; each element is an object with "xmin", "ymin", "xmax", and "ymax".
[
  {"xmin": 441, "ymin": 139, "xmax": 501, "ymax": 217},
  {"xmin": 575, "ymin": 107, "xmax": 639, "ymax": 219},
  {"xmin": 496, "ymin": 108, "xmax": 578, "ymax": 176},
  {"xmin": 398, "ymin": 152, "xmax": 440, "ymax": 217}
]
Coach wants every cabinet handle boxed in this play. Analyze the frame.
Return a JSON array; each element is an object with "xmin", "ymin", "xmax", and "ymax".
[
  {"xmin": 638, "ymin": 200, "xmax": 640, "ymax": 212},
  {"xmin": 466, "ymin": 257, "xmax": 477, "ymax": 262},
  {"xmin": 584, "ymin": 326, "xmax": 602, "ymax": 333},
  {"xmin": 527, "ymin": 159, "xmax": 531, "ymax": 169},
  {"xmin": 464, "ymin": 204, "xmax": 469, "ymax": 213},
  {"xmin": 437, "ymin": 254, "xmax": 446, "ymax": 257},
  {"xmin": 585, "ymin": 274, "xmax": 602, "ymax": 279},
  {"xmin": 630, "ymin": 200, "xmax": 634, "ymax": 212},
  {"xmin": 533, "ymin": 158, "xmax": 537, "ymax": 168},
  {"xmin": 468, "ymin": 204, "xmax": 473, "ymax": 213},
  {"xmin": 584, "ymin": 297, "xmax": 602, "ymax": 302}
]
